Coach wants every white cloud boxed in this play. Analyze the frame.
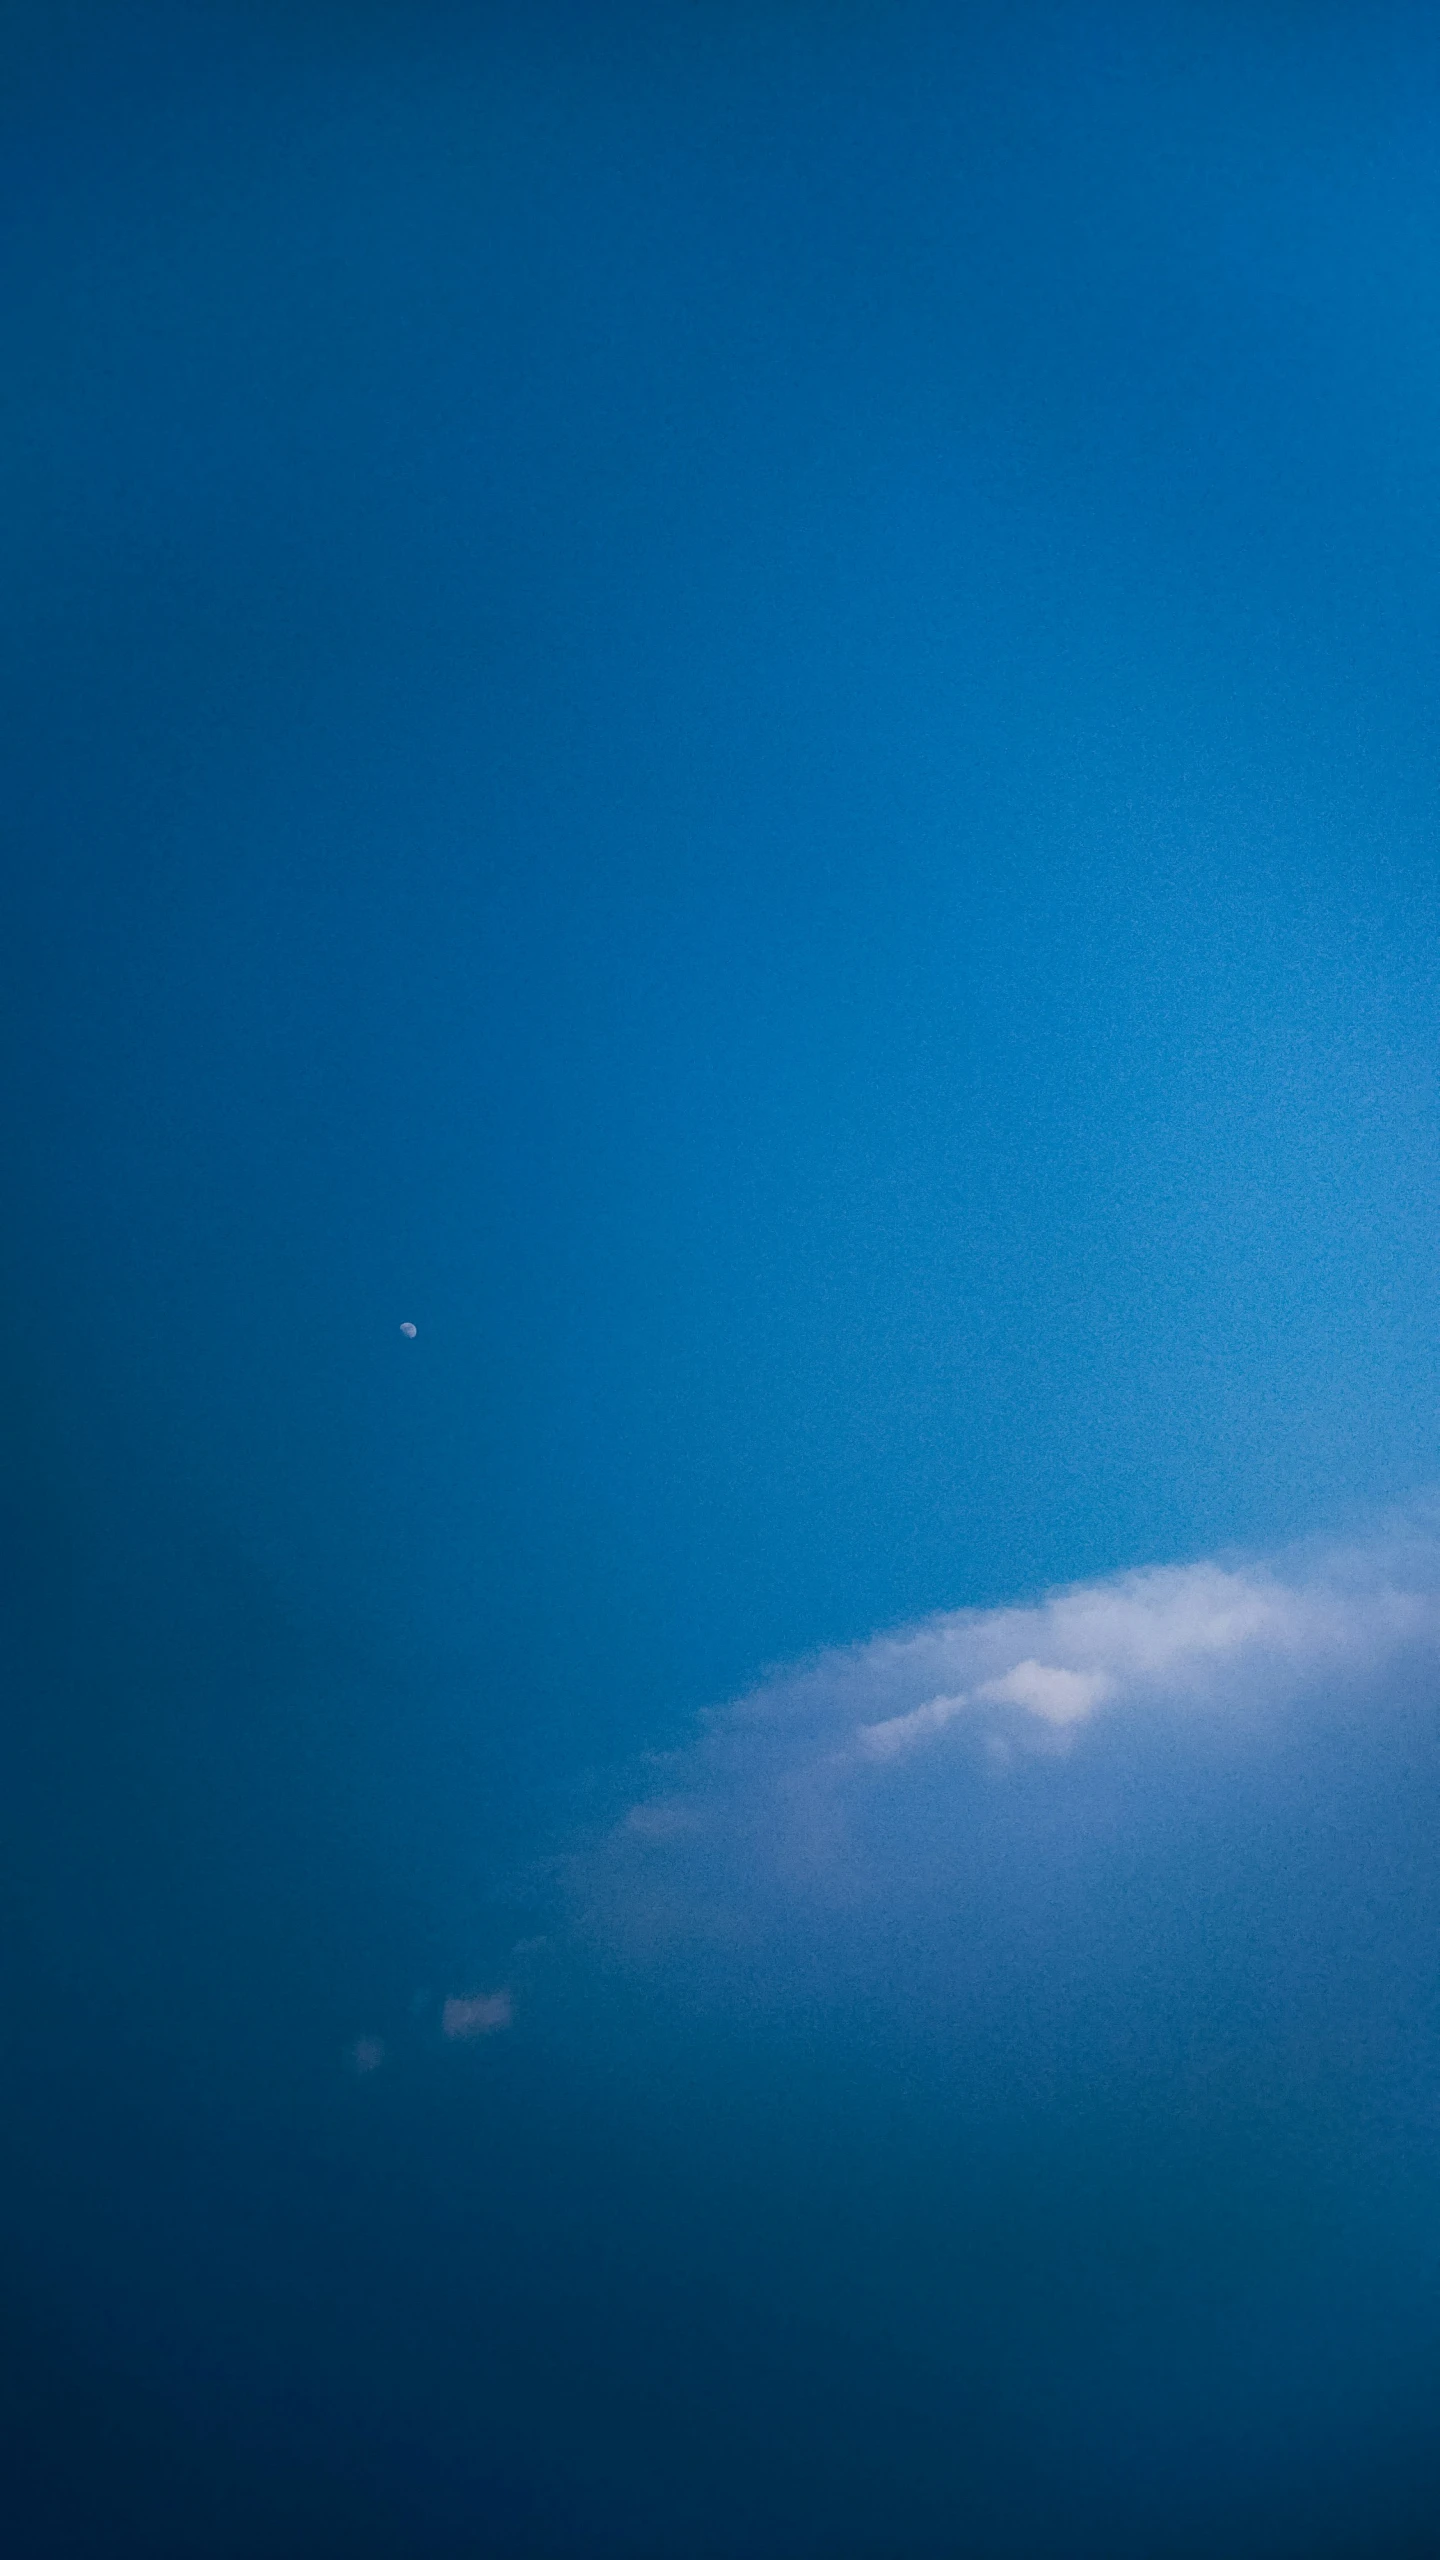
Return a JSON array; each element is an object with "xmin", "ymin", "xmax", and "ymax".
[
  {"xmin": 858, "ymin": 1688, "xmax": 970, "ymax": 1756},
  {"xmin": 567, "ymin": 1505, "xmax": 1440, "ymax": 2029},
  {"xmin": 861, "ymin": 1659, "xmax": 1116, "ymax": 1756}
]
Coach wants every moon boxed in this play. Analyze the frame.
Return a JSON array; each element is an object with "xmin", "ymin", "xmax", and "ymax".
[{"xmin": 399, "ymin": 1321, "xmax": 417, "ymax": 1338}]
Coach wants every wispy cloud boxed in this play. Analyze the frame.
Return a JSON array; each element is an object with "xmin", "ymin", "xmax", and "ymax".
[
  {"xmin": 441, "ymin": 1990, "xmax": 513, "ymax": 2040},
  {"xmin": 567, "ymin": 1508, "xmax": 1440, "ymax": 2068}
]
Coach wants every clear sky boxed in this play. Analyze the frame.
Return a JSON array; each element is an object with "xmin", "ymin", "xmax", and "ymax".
[{"xmin": 7, "ymin": 5, "xmax": 1440, "ymax": 2554}]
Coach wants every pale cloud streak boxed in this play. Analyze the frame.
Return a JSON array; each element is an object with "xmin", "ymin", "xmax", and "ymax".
[{"xmin": 441, "ymin": 1991, "xmax": 513, "ymax": 2039}]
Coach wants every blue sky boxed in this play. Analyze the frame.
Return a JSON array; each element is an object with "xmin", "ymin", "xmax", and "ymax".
[{"xmin": 6, "ymin": 4, "xmax": 1440, "ymax": 2552}]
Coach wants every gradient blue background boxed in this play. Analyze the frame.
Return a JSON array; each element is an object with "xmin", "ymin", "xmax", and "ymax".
[{"xmin": 6, "ymin": 4, "xmax": 1440, "ymax": 2551}]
